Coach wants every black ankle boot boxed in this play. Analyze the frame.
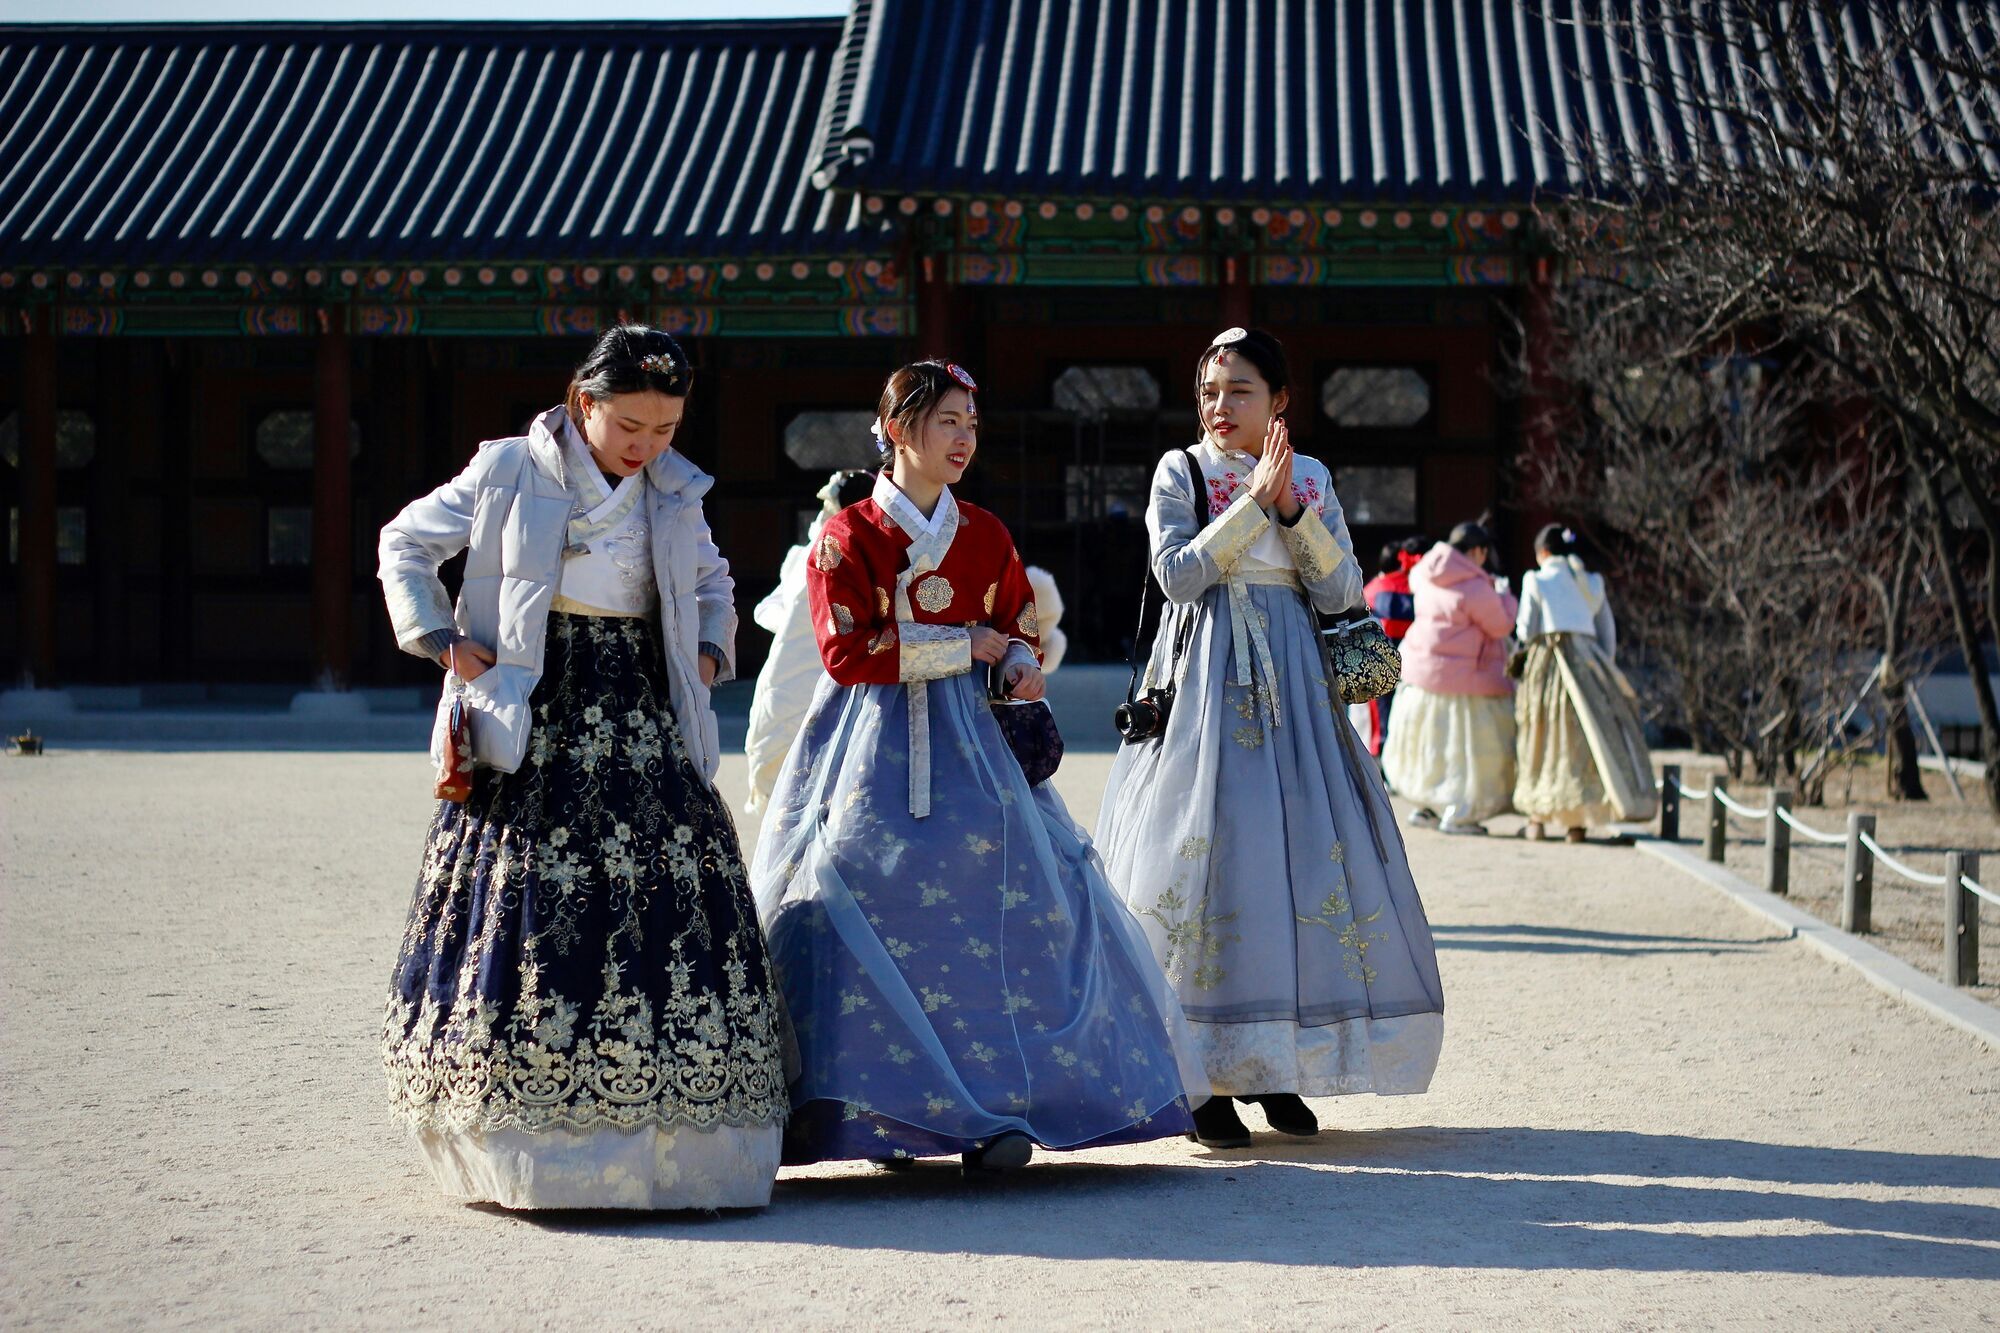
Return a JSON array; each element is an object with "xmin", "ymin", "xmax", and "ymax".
[
  {"xmin": 961, "ymin": 1132, "xmax": 1033, "ymax": 1174},
  {"xmin": 1242, "ymin": 1093, "xmax": 1319, "ymax": 1137},
  {"xmin": 1188, "ymin": 1096, "xmax": 1252, "ymax": 1149}
]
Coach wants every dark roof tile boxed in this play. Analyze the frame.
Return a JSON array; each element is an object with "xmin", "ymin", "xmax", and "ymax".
[
  {"xmin": 0, "ymin": 20, "xmax": 893, "ymax": 266},
  {"xmin": 809, "ymin": 0, "xmax": 2000, "ymax": 204}
]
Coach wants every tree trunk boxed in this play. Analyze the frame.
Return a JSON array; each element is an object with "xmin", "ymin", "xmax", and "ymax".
[
  {"xmin": 1881, "ymin": 534, "xmax": 1927, "ymax": 802},
  {"xmin": 1915, "ymin": 464, "xmax": 2000, "ymax": 812},
  {"xmin": 1881, "ymin": 671, "xmax": 1929, "ymax": 801}
]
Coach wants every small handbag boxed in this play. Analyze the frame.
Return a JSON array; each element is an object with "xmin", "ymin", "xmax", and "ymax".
[
  {"xmin": 1320, "ymin": 612, "xmax": 1402, "ymax": 705},
  {"xmin": 434, "ymin": 678, "xmax": 474, "ymax": 802},
  {"xmin": 989, "ymin": 664, "xmax": 1064, "ymax": 787}
]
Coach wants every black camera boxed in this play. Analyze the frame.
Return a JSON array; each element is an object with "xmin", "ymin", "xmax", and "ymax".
[{"xmin": 1114, "ymin": 686, "xmax": 1176, "ymax": 744}]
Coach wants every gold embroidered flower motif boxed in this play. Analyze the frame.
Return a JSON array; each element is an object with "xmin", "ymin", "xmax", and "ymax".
[
  {"xmin": 1015, "ymin": 601, "xmax": 1039, "ymax": 638},
  {"xmin": 1139, "ymin": 880, "xmax": 1239, "ymax": 990},
  {"xmin": 866, "ymin": 628, "xmax": 896, "ymax": 655},
  {"xmin": 814, "ymin": 533, "xmax": 844, "ymax": 571},
  {"xmin": 830, "ymin": 603, "xmax": 855, "ymax": 636},
  {"xmin": 983, "ymin": 583, "xmax": 998, "ymax": 615},
  {"xmin": 915, "ymin": 574, "xmax": 955, "ymax": 614},
  {"xmin": 876, "ymin": 587, "xmax": 891, "ymax": 618},
  {"xmin": 1296, "ymin": 890, "xmax": 1387, "ymax": 984}
]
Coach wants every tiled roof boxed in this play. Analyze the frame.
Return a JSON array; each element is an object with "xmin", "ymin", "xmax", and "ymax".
[
  {"xmin": 809, "ymin": 0, "xmax": 2000, "ymax": 205},
  {"xmin": 0, "ymin": 20, "xmax": 893, "ymax": 266}
]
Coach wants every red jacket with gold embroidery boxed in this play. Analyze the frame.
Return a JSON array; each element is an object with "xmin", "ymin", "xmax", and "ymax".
[{"xmin": 806, "ymin": 497, "xmax": 1041, "ymax": 686}]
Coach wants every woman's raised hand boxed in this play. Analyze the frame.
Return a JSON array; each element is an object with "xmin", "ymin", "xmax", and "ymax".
[
  {"xmin": 969, "ymin": 627, "xmax": 1010, "ymax": 664},
  {"xmin": 1247, "ymin": 416, "xmax": 1298, "ymax": 518},
  {"xmin": 444, "ymin": 639, "xmax": 497, "ymax": 681}
]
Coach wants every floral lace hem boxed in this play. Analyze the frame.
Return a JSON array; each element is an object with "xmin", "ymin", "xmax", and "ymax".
[{"xmin": 384, "ymin": 1052, "xmax": 790, "ymax": 1135}]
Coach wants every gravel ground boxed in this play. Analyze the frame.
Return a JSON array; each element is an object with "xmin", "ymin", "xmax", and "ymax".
[
  {"xmin": 1648, "ymin": 754, "xmax": 2000, "ymax": 1010},
  {"xmin": 3, "ymin": 746, "xmax": 1998, "ymax": 1330}
]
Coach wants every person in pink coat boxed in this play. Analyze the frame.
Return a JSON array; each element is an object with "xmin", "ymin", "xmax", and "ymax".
[{"xmin": 1382, "ymin": 522, "xmax": 1520, "ymax": 834}]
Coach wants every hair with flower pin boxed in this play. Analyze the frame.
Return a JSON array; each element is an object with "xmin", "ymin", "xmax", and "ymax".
[
  {"xmin": 564, "ymin": 325, "xmax": 694, "ymax": 428},
  {"xmin": 873, "ymin": 360, "xmax": 978, "ymax": 464},
  {"xmin": 1534, "ymin": 522, "xmax": 1578, "ymax": 558},
  {"xmin": 1195, "ymin": 326, "xmax": 1289, "ymax": 405}
]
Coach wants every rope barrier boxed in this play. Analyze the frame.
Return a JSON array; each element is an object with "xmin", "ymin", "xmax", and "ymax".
[
  {"xmin": 1775, "ymin": 806, "xmax": 1847, "ymax": 845},
  {"xmin": 1711, "ymin": 788, "xmax": 1771, "ymax": 819},
  {"xmin": 1657, "ymin": 769, "xmax": 1990, "ymax": 911},
  {"xmin": 1857, "ymin": 831, "xmax": 1950, "ymax": 887}
]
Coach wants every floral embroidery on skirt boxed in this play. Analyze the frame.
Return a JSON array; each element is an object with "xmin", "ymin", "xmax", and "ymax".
[{"xmin": 383, "ymin": 613, "xmax": 788, "ymax": 1142}]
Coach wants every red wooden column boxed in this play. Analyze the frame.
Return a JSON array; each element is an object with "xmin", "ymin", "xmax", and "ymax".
[
  {"xmin": 917, "ymin": 253, "xmax": 955, "ymax": 358},
  {"xmin": 17, "ymin": 307, "xmax": 58, "ymax": 686},
  {"xmin": 1517, "ymin": 255, "xmax": 1560, "ymax": 551},
  {"xmin": 1218, "ymin": 254, "xmax": 1253, "ymax": 331},
  {"xmin": 311, "ymin": 308, "xmax": 352, "ymax": 689}
]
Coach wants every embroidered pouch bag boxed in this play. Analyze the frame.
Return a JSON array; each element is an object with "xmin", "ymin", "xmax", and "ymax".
[
  {"xmin": 434, "ymin": 680, "xmax": 474, "ymax": 802},
  {"xmin": 1321, "ymin": 613, "xmax": 1402, "ymax": 705},
  {"xmin": 989, "ymin": 668, "xmax": 1064, "ymax": 786}
]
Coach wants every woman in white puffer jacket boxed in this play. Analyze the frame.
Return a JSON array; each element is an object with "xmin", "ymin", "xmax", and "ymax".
[{"xmin": 375, "ymin": 326, "xmax": 787, "ymax": 1212}]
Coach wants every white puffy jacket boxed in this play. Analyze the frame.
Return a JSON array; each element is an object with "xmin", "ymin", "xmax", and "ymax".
[{"xmin": 378, "ymin": 406, "xmax": 736, "ymax": 781}]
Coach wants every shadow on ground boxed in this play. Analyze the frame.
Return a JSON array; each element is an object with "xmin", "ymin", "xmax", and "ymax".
[
  {"xmin": 508, "ymin": 1127, "xmax": 2000, "ymax": 1277},
  {"xmin": 1430, "ymin": 923, "xmax": 1796, "ymax": 956}
]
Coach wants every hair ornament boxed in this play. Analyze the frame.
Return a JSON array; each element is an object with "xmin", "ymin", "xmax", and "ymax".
[
  {"xmin": 1211, "ymin": 326, "xmax": 1249, "ymax": 347},
  {"xmin": 638, "ymin": 351, "xmax": 680, "ymax": 377},
  {"xmin": 1562, "ymin": 527, "xmax": 1576, "ymax": 544},
  {"xmin": 945, "ymin": 362, "xmax": 979, "ymax": 391},
  {"xmin": 870, "ymin": 416, "xmax": 889, "ymax": 457},
  {"xmin": 816, "ymin": 469, "xmax": 862, "ymax": 508}
]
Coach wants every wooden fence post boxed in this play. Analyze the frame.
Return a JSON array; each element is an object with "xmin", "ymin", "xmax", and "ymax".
[
  {"xmin": 1704, "ymin": 777, "xmax": 1728, "ymax": 864},
  {"xmin": 1943, "ymin": 852, "xmax": 1980, "ymax": 988},
  {"xmin": 1765, "ymin": 789, "xmax": 1791, "ymax": 895},
  {"xmin": 1842, "ymin": 813, "xmax": 1875, "ymax": 934},
  {"xmin": 1660, "ymin": 765, "xmax": 1681, "ymax": 841}
]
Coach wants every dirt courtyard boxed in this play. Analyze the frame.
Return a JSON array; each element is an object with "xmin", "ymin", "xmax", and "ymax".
[{"xmin": 3, "ymin": 747, "xmax": 1997, "ymax": 1329}]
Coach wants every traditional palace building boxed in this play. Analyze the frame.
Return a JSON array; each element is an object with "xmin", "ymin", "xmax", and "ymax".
[{"xmin": 2, "ymin": 1, "xmax": 1930, "ymax": 689}]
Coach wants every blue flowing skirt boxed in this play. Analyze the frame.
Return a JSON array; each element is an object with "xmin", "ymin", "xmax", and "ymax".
[{"xmin": 752, "ymin": 671, "xmax": 1204, "ymax": 1163}]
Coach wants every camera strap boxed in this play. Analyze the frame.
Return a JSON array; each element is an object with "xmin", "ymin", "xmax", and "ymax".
[{"xmin": 1125, "ymin": 445, "xmax": 1210, "ymax": 706}]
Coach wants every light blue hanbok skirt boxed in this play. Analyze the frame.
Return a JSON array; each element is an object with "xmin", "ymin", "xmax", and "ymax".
[
  {"xmin": 1097, "ymin": 579, "xmax": 1445, "ymax": 1098},
  {"xmin": 752, "ymin": 671, "xmax": 1205, "ymax": 1163}
]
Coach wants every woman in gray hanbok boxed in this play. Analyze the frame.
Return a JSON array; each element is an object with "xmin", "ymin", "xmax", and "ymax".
[{"xmin": 1096, "ymin": 328, "xmax": 1445, "ymax": 1149}]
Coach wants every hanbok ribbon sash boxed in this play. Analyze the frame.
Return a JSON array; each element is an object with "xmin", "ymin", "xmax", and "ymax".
[
  {"xmin": 1210, "ymin": 568, "xmax": 1299, "ymax": 731},
  {"xmin": 885, "ymin": 492, "xmax": 963, "ymax": 819}
]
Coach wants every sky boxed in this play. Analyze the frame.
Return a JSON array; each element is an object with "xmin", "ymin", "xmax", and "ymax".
[{"xmin": 0, "ymin": 0, "xmax": 846, "ymax": 20}]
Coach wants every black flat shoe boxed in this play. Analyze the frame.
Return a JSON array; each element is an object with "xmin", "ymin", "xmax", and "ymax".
[
  {"xmin": 870, "ymin": 1156, "xmax": 916, "ymax": 1172},
  {"xmin": 1242, "ymin": 1093, "xmax": 1319, "ymax": 1137},
  {"xmin": 1187, "ymin": 1096, "xmax": 1252, "ymax": 1149},
  {"xmin": 961, "ymin": 1132, "xmax": 1033, "ymax": 1174}
]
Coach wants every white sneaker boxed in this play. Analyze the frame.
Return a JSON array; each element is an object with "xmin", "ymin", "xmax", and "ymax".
[
  {"xmin": 1406, "ymin": 807, "xmax": 1440, "ymax": 828},
  {"xmin": 1438, "ymin": 806, "xmax": 1489, "ymax": 836}
]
